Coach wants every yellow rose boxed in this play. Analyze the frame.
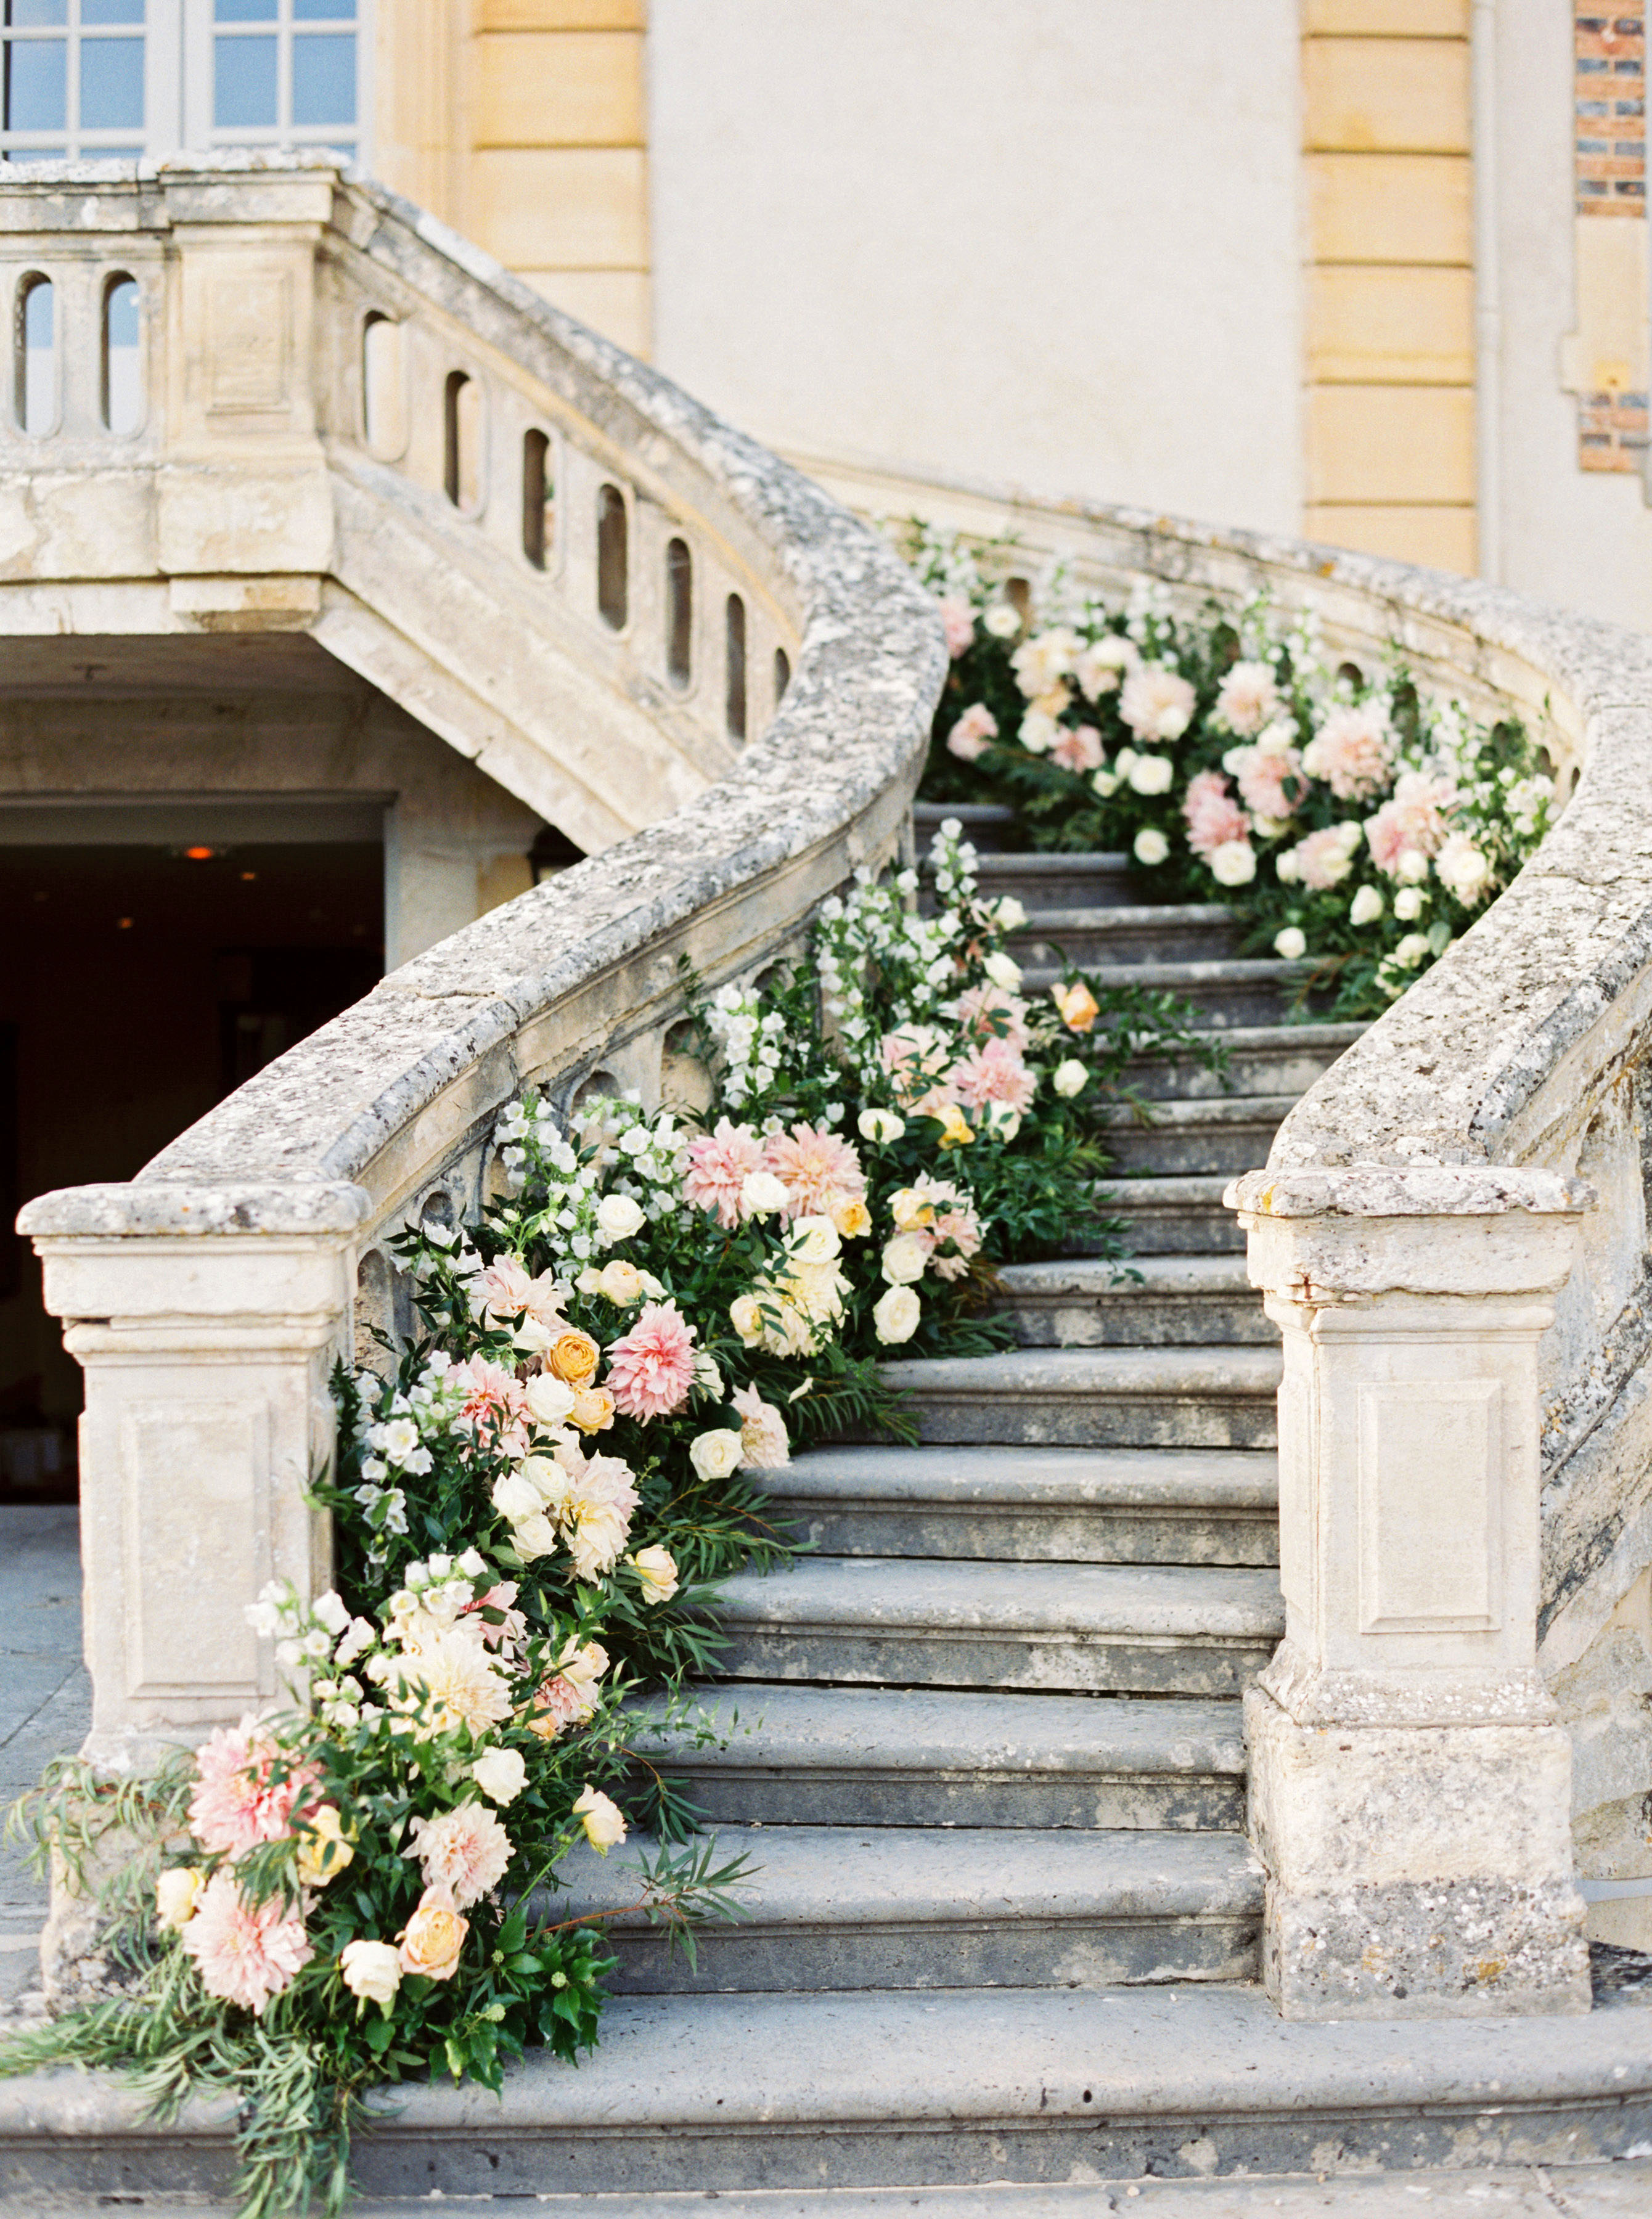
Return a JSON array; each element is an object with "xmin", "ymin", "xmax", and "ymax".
[
  {"xmin": 156, "ymin": 1866, "xmax": 203, "ymax": 1931},
  {"xmin": 295, "ymin": 1804, "xmax": 354, "ymax": 1889},
  {"xmin": 398, "ymin": 1885, "xmax": 468, "ymax": 1980},
  {"xmin": 889, "ymin": 1187, "xmax": 933, "ymax": 1231},
  {"xmin": 547, "ymin": 1328, "xmax": 601, "ymax": 1386},
  {"xmin": 930, "ymin": 1102, "xmax": 973, "ymax": 1150},
  {"xmin": 1052, "ymin": 979, "xmax": 1100, "ymax": 1033},
  {"xmin": 570, "ymin": 1386, "xmax": 616, "ymax": 1434},
  {"xmin": 833, "ymin": 1198, "xmax": 872, "ymax": 1240}
]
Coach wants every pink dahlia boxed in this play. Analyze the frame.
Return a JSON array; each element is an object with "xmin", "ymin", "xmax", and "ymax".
[
  {"xmin": 763, "ymin": 1124, "xmax": 867, "ymax": 1225},
  {"xmin": 188, "ymin": 1719, "xmax": 313, "ymax": 1861},
  {"xmin": 684, "ymin": 1118, "xmax": 765, "ymax": 1229},
  {"xmin": 406, "ymin": 1800, "xmax": 513, "ymax": 1909},
  {"xmin": 879, "ymin": 1025, "xmax": 951, "ymax": 1103},
  {"xmin": 460, "ymin": 1581, "xmax": 527, "ymax": 1656},
  {"xmin": 181, "ymin": 1870, "xmax": 313, "ymax": 2016},
  {"xmin": 949, "ymin": 1037, "xmax": 1037, "ymax": 1113},
  {"xmin": 1050, "ymin": 723, "xmax": 1105, "ymax": 774},
  {"xmin": 1213, "ymin": 661, "xmax": 1279, "ymax": 737},
  {"xmin": 476, "ymin": 1254, "xmax": 533, "ymax": 1317},
  {"xmin": 951, "ymin": 984, "xmax": 1030, "ymax": 1056},
  {"xmin": 1183, "ymin": 770, "xmax": 1249, "ymax": 861},
  {"xmin": 1365, "ymin": 771, "xmax": 1457, "ymax": 877},
  {"xmin": 936, "ymin": 595, "xmax": 976, "ymax": 658},
  {"xmin": 946, "ymin": 702, "xmax": 999, "ymax": 762},
  {"xmin": 1302, "ymin": 703, "xmax": 1394, "ymax": 801},
  {"xmin": 450, "ymin": 1357, "xmax": 531, "ymax": 1460},
  {"xmin": 1231, "ymin": 745, "xmax": 1304, "ymax": 824},
  {"xmin": 605, "ymin": 1301, "xmax": 697, "ymax": 1421},
  {"xmin": 525, "ymin": 1672, "xmax": 594, "ymax": 1740},
  {"xmin": 1119, "ymin": 664, "xmax": 1196, "ymax": 742},
  {"xmin": 912, "ymin": 1177, "xmax": 985, "ymax": 1283},
  {"xmin": 1283, "ymin": 826, "xmax": 1356, "ymax": 891}
]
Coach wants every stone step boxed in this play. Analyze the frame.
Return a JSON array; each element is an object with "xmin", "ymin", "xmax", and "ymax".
[
  {"xmin": 552, "ymin": 1826, "xmax": 1262, "ymax": 1995},
  {"xmin": 1023, "ymin": 957, "xmax": 1317, "ymax": 1030},
  {"xmin": 913, "ymin": 800, "xmax": 1021, "ymax": 853},
  {"xmin": 992, "ymin": 1258, "xmax": 1276, "ymax": 1352},
  {"xmin": 1122, "ymin": 1020, "xmax": 1365, "ymax": 1101},
  {"xmin": 766, "ymin": 1444, "xmax": 1278, "ymax": 1564},
  {"xmin": 27, "ymin": 1981, "xmax": 1652, "ymax": 2201},
  {"xmin": 877, "ymin": 1346, "xmax": 1280, "ymax": 1448},
  {"xmin": 1097, "ymin": 1093, "xmax": 1294, "ymax": 1178},
  {"xmin": 1089, "ymin": 1175, "xmax": 1245, "ymax": 1256},
  {"xmin": 713, "ymin": 1556, "xmax": 1283, "ymax": 1695},
  {"xmin": 637, "ymin": 1682, "xmax": 1249, "ymax": 1831},
  {"xmin": 970, "ymin": 851, "xmax": 1137, "ymax": 909},
  {"xmin": 1009, "ymin": 903, "xmax": 1240, "ymax": 969}
]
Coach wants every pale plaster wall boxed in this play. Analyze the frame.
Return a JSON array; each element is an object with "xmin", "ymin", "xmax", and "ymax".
[
  {"xmin": 646, "ymin": 0, "xmax": 1306, "ymax": 538},
  {"xmin": 1489, "ymin": 0, "xmax": 1652, "ymax": 631}
]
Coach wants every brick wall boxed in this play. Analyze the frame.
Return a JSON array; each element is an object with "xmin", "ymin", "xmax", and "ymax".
[
  {"xmin": 1573, "ymin": 8, "xmax": 1647, "ymax": 472},
  {"xmin": 1301, "ymin": 0, "xmax": 1476, "ymax": 573}
]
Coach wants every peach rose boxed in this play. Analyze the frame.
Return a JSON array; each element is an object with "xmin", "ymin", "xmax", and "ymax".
[
  {"xmin": 546, "ymin": 1328, "xmax": 601, "ymax": 1386},
  {"xmin": 397, "ymin": 1884, "xmax": 468, "ymax": 1981},
  {"xmin": 1052, "ymin": 980, "xmax": 1100, "ymax": 1033},
  {"xmin": 833, "ymin": 1198, "xmax": 872, "ymax": 1240},
  {"xmin": 569, "ymin": 1386, "xmax": 616, "ymax": 1434}
]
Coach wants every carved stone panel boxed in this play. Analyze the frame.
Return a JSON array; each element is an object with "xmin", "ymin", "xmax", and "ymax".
[{"xmin": 1357, "ymin": 1378, "xmax": 1502, "ymax": 1634}]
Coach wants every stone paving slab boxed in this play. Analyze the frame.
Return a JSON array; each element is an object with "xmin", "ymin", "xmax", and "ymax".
[{"xmin": 0, "ymin": 1506, "xmax": 87, "ymax": 2006}]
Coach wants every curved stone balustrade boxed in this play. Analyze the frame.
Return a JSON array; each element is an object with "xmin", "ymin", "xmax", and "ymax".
[{"xmin": 7, "ymin": 161, "xmax": 946, "ymax": 1764}]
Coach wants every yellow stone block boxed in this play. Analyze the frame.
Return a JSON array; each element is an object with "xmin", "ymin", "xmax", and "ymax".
[
  {"xmin": 1302, "ymin": 0, "xmax": 1468, "ymax": 31},
  {"xmin": 1309, "ymin": 266, "xmax": 1474, "ymax": 383},
  {"xmin": 473, "ymin": 30, "xmax": 642, "ymax": 146},
  {"xmin": 1304, "ymin": 36, "xmax": 1470, "ymax": 153},
  {"xmin": 518, "ymin": 268, "xmax": 652, "ymax": 359},
  {"xmin": 1307, "ymin": 385, "xmax": 1476, "ymax": 503},
  {"xmin": 470, "ymin": 149, "xmax": 648, "ymax": 267},
  {"xmin": 1307, "ymin": 153, "xmax": 1471, "ymax": 263},
  {"xmin": 1306, "ymin": 502, "xmax": 1477, "ymax": 574},
  {"xmin": 478, "ymin": 0, "xmax": 644, "ymax": 24}
]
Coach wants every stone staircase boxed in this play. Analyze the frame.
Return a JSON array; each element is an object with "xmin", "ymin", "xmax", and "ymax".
[{"xmin": 12, "ymin": 806, "xmax": 1652, "ymax": 2212}]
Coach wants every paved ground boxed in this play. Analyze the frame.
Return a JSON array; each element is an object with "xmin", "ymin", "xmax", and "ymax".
[{"xmin": 0, "ymin": 1503, "xmax": 88, "ymax": 2007}]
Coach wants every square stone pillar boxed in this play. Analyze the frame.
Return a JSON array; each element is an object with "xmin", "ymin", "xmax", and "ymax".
[
  {"xmin": 19, "ymin": 1180, "xmax": 368, "ymax": 1770},
  {"xmin": 1227, "ymin": 1165, "xmax": 1595, "ymax": 2020}
]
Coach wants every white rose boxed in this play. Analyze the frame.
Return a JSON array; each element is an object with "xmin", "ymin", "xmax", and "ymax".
[
  {"xmin": 491, "ymin": 1470, "xmax": 543, "ymax": 1524},
  {"xmin": 595, "ymin": 1193, "xmax": 646, "ymax": 1244},
  {"xmin": 689, "ymin": 1429, "xmax": 745, "ymax": 1481},
  {"xmin": 881, "ymin": 1232, "xmax": 930, "ymax": 1285},
  {"xmin": 597, "ymin": 1259, "xmax": 644, "ymax": 1306},
  {"xmin": 1434, "ymin": 832, "xmax": 1492, "ymax": 901},
  {"xmin": 1393, "ymin": 933, "xmax": 1431, "ymax": 970},
  {"xmin": 1274, "ymin": 927, "xmax": 1307, "ymax": 960},
  {"xmin": 992, "ymin": 896, "xmax": 1028, "ymax": 932},
  {"xmin": 1127, "ymin": 753, "xmax": 1174, "ymax": 796},
  {"xmin": 340, "ymin": 1938, "xmax": 403, "ymax": 2009},
  {"xmin": 729, "ymin": 1293, "xmax": 764, "ymax": 1346},
  {"xmin": 790, "ymin": 1214, "xmax": 842, "ymax": 1264},
  {"xmin": 693, "ymin": 1350, "xmax": 724, "ymax": 1396},
  {"xmin": 510, "ymin": 1511, "xmax": 560, "ymax": 1562},
  {"xmin": 525, "ymin": 1373, "xmax": 576, "ymax": 1428},
  {"xmin": 1335, "ymin": 820, "xmax": 1364, "ymax": 854},
  {"xmin": 513, "ymin": 1315, "xmax": 553, "ymax": 1355},
  {"xmin": 984, "ymin": 603, "xmax": 1021, "ymax": 638},
  {"xmin": 1209, "ymin": 840, "xmax": 1257, "ymax": 887},
  {"xmin": 982, "ymin": 951, "xmax": 1023, "ymax": 991},
  {"xmin": 740, "ymin": 1171, "xmax": 791, "ymax": 1217},
  {"xmin": 629, "ymin": 1544, "xmax": 680, "ymax": 1604},
  {"xmin": 1092, "ymin": 767, "xmax": 1121, "ymax": 798},
  {"xmin": 472, "ymin": 1747, "xmax": 528, "ymax": 1805},
  {"xmin": 573, "ymin": 1784, "xmax": 628, "ymax": 1853},
  {"xmin": 858, "ymin": 1108, "xmax": 906, "ymax": 1143},
  {"xmin": 1349, "ymin": 885, "xmax": 1384, "ymax": 926},
  {"xmin": 1393, "ymin": 885, "xmax": 1426, "ymax": 922},
  {"xmin": 1396, "ymin": 848, "xmax": 1430, "ymax": 883},
  {"xmin": 983, "ymin": 1101, "xmax": 1021, "ymax": 1140},
  {"xmin": 1052, "ymin": 1058, "xmax": 1088, "ymax": 1098},
  {"xmin": 873, "ymin": 1284, "xmax": 921, "ymax": 1344},
  {"xmin": 1018, "ymin": 709, "xmax": 1058, "ymax": 754},
  {"xmin": 156, "ymin": 1867, "xmax": 203, "ymax": 1931},
  {"xmin": 1134, "ymin": 828, "xmax": 1169, "ymax": 866}
]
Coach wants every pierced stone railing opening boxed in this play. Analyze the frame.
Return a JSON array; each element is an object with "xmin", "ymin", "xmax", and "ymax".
[{"xmin": 4, "ymin": 156, "xmax": 946, "ymax": 1767}]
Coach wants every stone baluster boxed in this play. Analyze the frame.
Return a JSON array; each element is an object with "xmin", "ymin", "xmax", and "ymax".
[
  {"xmin": 1228, "ymin": 1164, "xmax": 1595, "ymax": 2019},
  {"xmin": 18, "ymin": 1181, "xmax": 368, "ymax": 1770}
]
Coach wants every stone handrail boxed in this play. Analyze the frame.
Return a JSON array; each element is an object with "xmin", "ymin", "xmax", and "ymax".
[
  {"xmin": 9, "ymin": 161, "xmax": 946, "ymax": 1766},
  {"xmin": 794, "ymin": 452, "xmax": 1652, "ymax": 2017}
]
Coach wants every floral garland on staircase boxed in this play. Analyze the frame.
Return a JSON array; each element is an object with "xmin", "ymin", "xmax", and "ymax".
[
  {"xmin": 1, "ymin": 827, "xmax": 1212, "ymax": 2219},
  {"xmin": 906, "ymin": 525, "xmax": 1559, "ymax": 1020}
]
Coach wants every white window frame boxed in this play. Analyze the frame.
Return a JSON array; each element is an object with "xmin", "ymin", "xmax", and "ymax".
[
  {"xmin": 0, "ymin": 0, "xmax": 179, "ymax": 164},
  {"xmin": 182, "ymin": 0, "xmax": 369, "ymax": 170}
]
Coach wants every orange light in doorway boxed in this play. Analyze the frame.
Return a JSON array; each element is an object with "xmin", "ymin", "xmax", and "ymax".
[
  {"xmin": 184, "ymin": 846, "xmax": 215, "ymax": 860},
  {"xmin": 240, "ymin": 870, "xmax": 257, "ymax": 881},
  {"xmin": 117, "ymin": 917, "xmax": 134, "ymax": 930}
]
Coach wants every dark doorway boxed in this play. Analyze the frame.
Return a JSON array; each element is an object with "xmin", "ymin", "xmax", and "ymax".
[{"xmin": 0, "ymin": 838, "xmax": 383, "ymax": 1502}]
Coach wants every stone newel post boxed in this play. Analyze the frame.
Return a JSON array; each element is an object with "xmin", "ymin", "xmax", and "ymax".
[
  {"xmin": 1227, "ymin": 1165, "xmax": 1593, "ymax": 2020},
  {"xmin": 18, "ymin": 1182, "xmax": 367, "ymax": 1770}
]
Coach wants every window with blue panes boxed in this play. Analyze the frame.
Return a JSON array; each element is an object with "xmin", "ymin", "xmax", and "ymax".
[
  {"xmin": 205, "ymin": 0, "xmax": 357, "ymax": 163},
  {"xmin": 1, "ymin": 0, "xmax": 148, "ymax": 164}
]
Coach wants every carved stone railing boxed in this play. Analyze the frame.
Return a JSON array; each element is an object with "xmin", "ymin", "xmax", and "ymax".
[
  {"xmin": 9, "ymin": 160, "xmax": 946, "ymax": 1767},
  {"xmin": 798, "ymin": 456, "xmax": 1652, "ymax": 2020}
]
